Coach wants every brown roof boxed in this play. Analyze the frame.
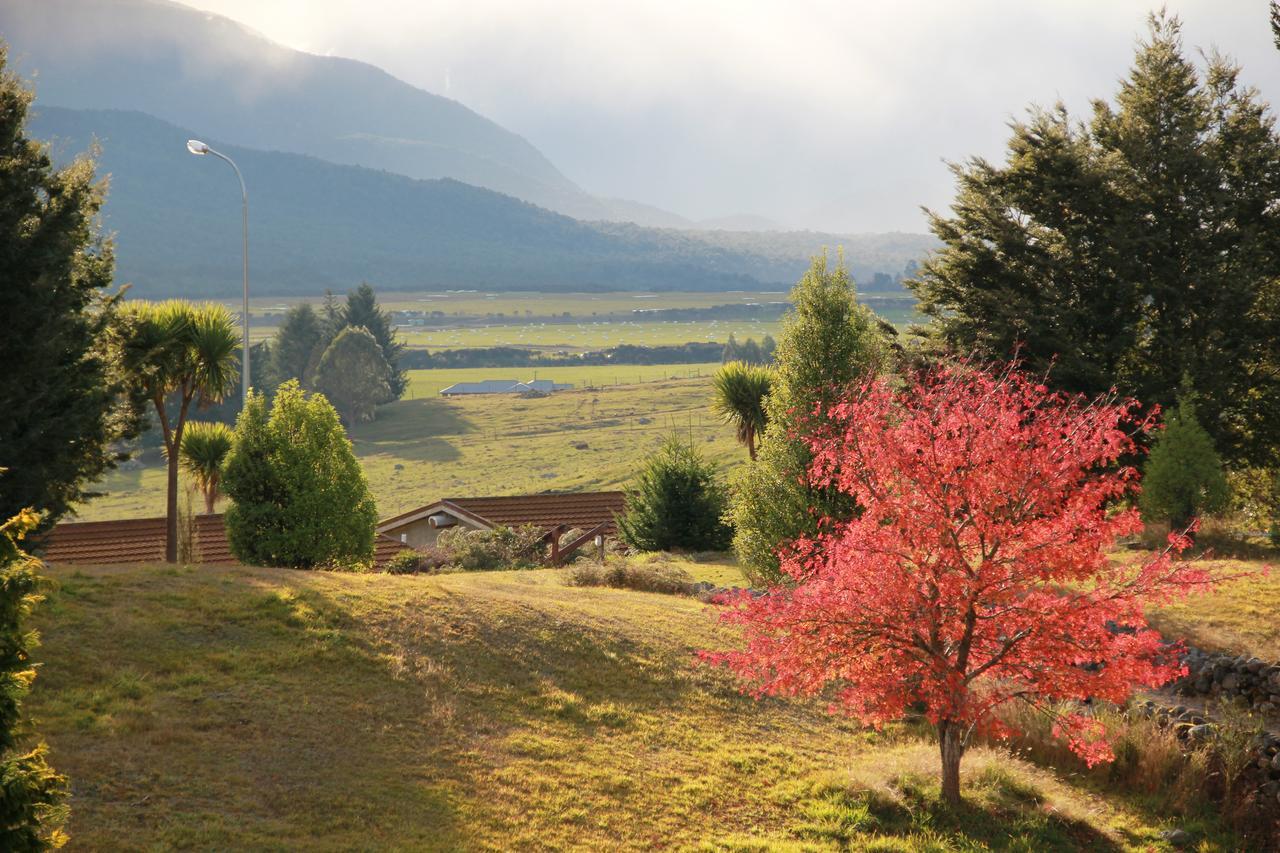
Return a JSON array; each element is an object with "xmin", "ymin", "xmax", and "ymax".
[
  {"xmin": 39, "ymin": 514, "xmax": 406, "ymax": 570},
  {"xmin": 379, "ymin": 491, "xmax": 627, "ymax": 535}
]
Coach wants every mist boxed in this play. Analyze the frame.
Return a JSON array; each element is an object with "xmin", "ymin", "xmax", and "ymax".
[{"xmin": 117, "ymin": 1, "xmax": 1280, "ymax": 230}]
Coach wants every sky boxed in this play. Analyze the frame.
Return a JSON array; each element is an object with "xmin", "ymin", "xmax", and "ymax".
[{"xmin": 180, "ymin": 1, "xmax": 1280, "ymax": 232}]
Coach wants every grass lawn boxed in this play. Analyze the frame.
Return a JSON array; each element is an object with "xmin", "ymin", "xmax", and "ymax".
[
  {"xmin": 1147, "ymin": 557, "xmax": 1280, "ymax": 660},
  {"xmin": 27, "ymin": 562, "xmax": 1245, "ymax": 850},
  {"xmin": 73, "ymin": 374, "xmax": 749, "ymax": 522}
]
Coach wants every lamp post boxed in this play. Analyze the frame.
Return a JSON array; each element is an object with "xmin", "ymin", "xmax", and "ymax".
[{"xmin": 186, "ymin": 139, "xmax": 250, "ymax": 409}]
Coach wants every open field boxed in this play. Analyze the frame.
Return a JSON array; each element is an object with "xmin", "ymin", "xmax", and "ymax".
[
  {"xmin": 1147, "ymin": 559, "xmax": 1280, "ymax": 661},
  {"xmin": 74, "ymin": 373, "xmax": 745, "ymax": 522},
  {"xmin": 231, "ymin": 290, "xmax": 918, "ymax": 349},
  {"xmin": 26, "ymin": 561, "xmax": 1245, "ymax": 850},
  {"xmin": 396, "ymin": 320, "xmax": 783, "ymax": 352}
]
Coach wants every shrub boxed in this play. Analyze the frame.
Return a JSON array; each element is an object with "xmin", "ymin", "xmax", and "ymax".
[
  {"xmin": 0, "ymin": 511, "xmax": 69, "ymax": 848},
  {"xmin": 384, "ymin": 549, "xmax": 424, "ymax": 575},
  {"xmin": 222, "ymin": 381, "xmax": 378, "ymax": 569},
  {"xmin": 566, "ymin": 556, "xmax": 695, "ymax": 595},
  {"xmin": 435, "ymin": 524, "xmax": 547, "ymax": 571},
  {"xmin": 1141, "ymin": 398, "xmax": 1229, "ymax": 531},
  {"xmin": 617, "ymin": 435, "xmax": 732, "ymax": 552}
]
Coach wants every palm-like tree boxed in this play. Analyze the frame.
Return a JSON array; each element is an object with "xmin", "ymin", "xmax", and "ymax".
[
  {"xmin": 121, "ymin": 302, "xmax": 239, "ymax": 561},
  {"xmin": 711, "ymin": 361, "xmax": 773, "ymax": 460},
  {"xmin": 180, "ymin": 421, "xmax": 234, "ymax": 514}
]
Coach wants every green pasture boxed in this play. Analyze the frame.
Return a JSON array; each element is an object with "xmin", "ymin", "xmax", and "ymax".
[{"xmin": 73, "ymin": 372, "xmax": 745, "ymax": 522}]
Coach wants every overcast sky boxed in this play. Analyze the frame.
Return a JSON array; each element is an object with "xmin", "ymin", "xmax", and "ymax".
[{"xmin": 179, "ymin": 1, "xmax": 1280, "ymax": 232}]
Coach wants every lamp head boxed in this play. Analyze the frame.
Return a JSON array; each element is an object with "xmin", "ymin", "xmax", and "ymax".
[{"xmin": 186, "ymin": 139, "xmax": 210, "ymax": 155}]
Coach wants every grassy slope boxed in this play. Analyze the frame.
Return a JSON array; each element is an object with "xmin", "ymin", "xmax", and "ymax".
[
  {"xmin": 28, "ymin": 563, "xmax": 1240, "ymax": 851},
  {"xmin": 75, "ymin": 374, "xmax": 746, "ymax": 522}
]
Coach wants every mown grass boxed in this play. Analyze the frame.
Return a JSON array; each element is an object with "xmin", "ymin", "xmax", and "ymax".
[
  {"xmin": 75, "ymin": 374, "xmax": 750, "ymax": 521},
  {"xmin": 26, "ymin": 563, "xmax": 1248, "ymax": 850},
  {"xmin": 1147, "ymin": 559, "xmax": 1280, "ymax": 660}
]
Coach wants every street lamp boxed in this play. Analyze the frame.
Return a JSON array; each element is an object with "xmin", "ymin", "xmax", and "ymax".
[{"xmin": 187, "ymin": 139, "xmax": 250, "ymax": 409}]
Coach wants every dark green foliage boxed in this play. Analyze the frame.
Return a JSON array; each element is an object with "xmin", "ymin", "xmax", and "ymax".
[
  {"xmin": 384, "ymin": 550, "xmax": 425, "ymax": 575},
  {"xmin": 270, "ymin": 304, "xmax": 324, "ymax": 389},
  {"xmin": 340, "ymin": 284, "xmax": 406, "ymax": 397},
  {"xmin": 0, "ymin": 511, "xmax": 69, "ymax": 849},
  {"xmin": 909, "ymin": 13, "xmax": 1280, "ymax": 467},
  {"xmin": 729, "ymin": 254, "xmax": 886, "ymax": 584},
  {"xmin": 0, "ymin": 45, "xmax": 138, "ymax": 530},
  {"xmin": 617, "ymin": 435, "xmax": 733, "ymax": 553},
  {"xmin": 1141, "ymin": 399, "xmax": 1230, "ymax": 531},
  {"xmin": 313, "ymin": 327, "xmax": 393, "ymax": 427},
  {"xmin": 222, "ymin": 381, "xmax": 378, "ymax": 569}
]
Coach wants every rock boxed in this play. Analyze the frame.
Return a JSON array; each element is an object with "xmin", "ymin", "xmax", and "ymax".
[
  {"xmin": 1221, "ymin": 673, "xmax": 1240, "ymax": 691},
  {"xmin": 1159, "ymin": 828, "xmax": 1192, "ymax": 847},
  {"xmin": 1272, "ymin": 752, "xmax": 1280, "ymax": 772},
  {"xmin": 1186, "ymin": 724, "xmax": 1214, "ymax": 742}
]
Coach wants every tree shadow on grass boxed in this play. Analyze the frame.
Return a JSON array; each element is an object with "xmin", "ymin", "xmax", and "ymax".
[
  {"xmin": 28, "ymin": 568, "xmax": 467, "ymax": 850},
  {"xmin": 351, "ymin": 397, "xmax": 476, "ymax": 463},
  {"xmin": 788, "ymin": 766, "xmax": 1126, "ymax": 852}
]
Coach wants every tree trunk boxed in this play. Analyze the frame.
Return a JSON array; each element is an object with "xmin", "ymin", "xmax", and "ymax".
[
  {"xmin": 938, "ymin": 720, "xmax": 964, "ymax": 805},
  {"xmin": 203, "ymin": 486, "xmax": 216, "ymax": 515},
  {"xmin": 165, "ymin": 444, "xmax": 180, "ymax": 562},
  {"xmin": 747, "ymin": 427, "xmax": 757, "ymax": 460}
]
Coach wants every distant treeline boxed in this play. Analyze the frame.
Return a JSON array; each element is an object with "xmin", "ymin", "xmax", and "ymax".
[{"xmin": 629, "ymin": 303, "xmax": 789, "ymax": 322}]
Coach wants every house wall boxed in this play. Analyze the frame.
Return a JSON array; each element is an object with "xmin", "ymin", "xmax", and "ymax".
[{"xmin": 382, "ymin": 516, "xmax": 483, "ymax": 549}]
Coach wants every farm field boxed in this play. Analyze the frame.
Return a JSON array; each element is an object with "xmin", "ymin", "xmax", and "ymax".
[
  {"xmin": 232, "ymin": 290, "xmax": 918, "ymax": 350},
  {"xmin": 395, "ymin": 319, "xmax": 782, "ymax": 352},
  {"xmin": 73, "ymin": 372, "xmax": 744, "ymax": 522},
  {"xmin": 26, "ymin": 561, "xmax": 1244, "ymax": 850}
]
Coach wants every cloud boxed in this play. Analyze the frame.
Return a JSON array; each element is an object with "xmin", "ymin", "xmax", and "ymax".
[{"xmin": 180, "ymin": 0, "xmax": 1280, "ymax": 231}]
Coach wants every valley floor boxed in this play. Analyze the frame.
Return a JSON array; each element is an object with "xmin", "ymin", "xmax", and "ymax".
[{"xmin": 27, "ymin": 562, "xmax": 1255, "ymax": 850}]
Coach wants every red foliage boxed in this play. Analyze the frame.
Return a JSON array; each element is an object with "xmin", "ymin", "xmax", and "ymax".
[{"xmin": 703, "ymin": 362, "xmax": 1217, "ymax": 767}]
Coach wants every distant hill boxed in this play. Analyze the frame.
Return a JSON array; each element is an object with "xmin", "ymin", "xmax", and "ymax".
[
  {"xmin": 28, "ymin": 107, "xmax": 934, "ymax": 297},
  {"xmin": 0, "ymin": 0, "xmax": 644, "ymax": 221}
]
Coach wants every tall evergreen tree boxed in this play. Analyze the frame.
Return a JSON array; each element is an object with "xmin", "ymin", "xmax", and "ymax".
[
  {"xmin": 1141, "ymin": 397, "xmax": 1229, "ymax": 532},
  {"xmin": 0, "ymin": 44, "xmax": 139, "ymax": 529},
  {"xmin": 270, "ymin": 303, "xmax": 324, "ymax": 388},
  {"xmin": 340, "ymin": 283, "xmax": 406, "ymax": 397},
  {"xmin": 909, "ymin": 12, "xmax": 1280, "ymax": 467},
  {"xmin": 728, "ymin": 254, "xmax": 886, "ymax": 585}
]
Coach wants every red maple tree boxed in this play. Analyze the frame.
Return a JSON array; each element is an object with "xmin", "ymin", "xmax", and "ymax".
[{"xmin": 704, "ymin": 362, "xmax": 1216, "ymax": 804}]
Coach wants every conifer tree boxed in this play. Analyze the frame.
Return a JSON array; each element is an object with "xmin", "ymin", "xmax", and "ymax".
[
  {"xmin": 728, "ymin": 254, "xmax": 886, "ymax": 585},
  {"xmin": 0, "ymin": 44, "xmax": 138, "ymax": 528},
  {"xmin": 617, "ymin": 435, "xmax": 732, "ymax": 552},
  {"xmin": 340, "ymin": 283, "xmax": 406, "ymax": 397},
  {"xmin": 270, "ymin": 304, "xmax": 324, "ymax": 388},
  {"xmin": 910, "ymin": 12, "xmax": 1280, "ymax": 467},
  {"xmin": 1141, "ymin": 398, "xmax": 1229, "ymax": 532}
]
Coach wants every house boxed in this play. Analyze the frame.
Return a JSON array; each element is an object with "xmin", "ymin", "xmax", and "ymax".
[
  {"xmin": 377, "ymin": 491, "xmax": 626, "ymax": 551},
  {"xmin": 37, "ymin": 514, "xmax": 407, "ymax": 568},
  {"xmin": 439, "ymin": 378, "xmax": 573, "ymax": 396}
]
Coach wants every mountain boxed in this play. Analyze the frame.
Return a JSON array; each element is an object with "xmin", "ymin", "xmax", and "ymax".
[
  {"xmin": 27, "ymin": 107, "xmax": 933, "ymax": 297},
  {"xmin": 0, "ymin": 0, "xmax": 663, "ymax": 222}
]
